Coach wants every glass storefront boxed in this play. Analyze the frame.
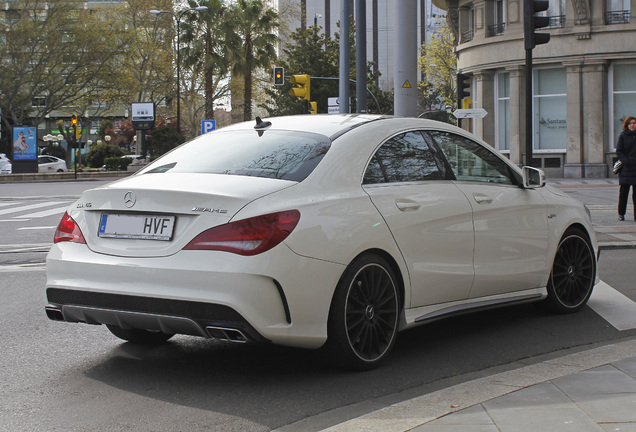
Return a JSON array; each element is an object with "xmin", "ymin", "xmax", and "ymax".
[
  {"xmin": 612, "ymin": 63, "xmax": 636, "ymax": 149},
  {"xmin": 495, "ymin": 72, "xmax": 510, "ymax": 151},
  {"xmin": 534, "ymin": 68, "xmax": 566, "ymax": 151}
]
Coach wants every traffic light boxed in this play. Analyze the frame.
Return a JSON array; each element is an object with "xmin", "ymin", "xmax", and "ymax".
[
  {"xmin": 289, "ymin": 74, "xmax": 310, "ymax": 101},
  {"xmin": 71, "ymin": 114, "xmax": 78, "ymax": 127},
  {"xmin": 457, "ymin": 73, "xmax": 471, "ymax": 103},
  {"xmin": 524, "ymin": 0, "xmax": 551, "ymax": 50},
  {"xmin": 273, "ymin": 67, "xmax": 284, "ymax": 85},
  {"xmin": 309, "ymin": 101, "xmax": 317, "ymax": 114}
]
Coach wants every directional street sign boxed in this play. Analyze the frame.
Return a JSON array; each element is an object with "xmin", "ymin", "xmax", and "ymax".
[{"xmin": 452, "ymin": 108, "xmax": 488, "ymax": 119}]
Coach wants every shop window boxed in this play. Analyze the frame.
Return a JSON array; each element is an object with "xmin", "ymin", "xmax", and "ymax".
[
  {"xmin": 611, "ymin": 63, "xmax": 636, "ymax": 148},
  {"xmin": 495, "ymin": 72, "xmax": 510, "ymax": 151},
  {"xmin": 534, "ymin": 68, "xmax": 567, "ymax": 151}
]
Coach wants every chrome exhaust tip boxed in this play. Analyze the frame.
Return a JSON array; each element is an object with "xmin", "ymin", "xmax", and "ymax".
[
  {"xmin": 45, "ymin": 306, "xmax": 65, "ymax": 321},
  {"xmin": 205, "ymin": 326, "xmax": 248, "ymax": 343}
]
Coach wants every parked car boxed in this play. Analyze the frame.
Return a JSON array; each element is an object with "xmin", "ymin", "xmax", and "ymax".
[
  {"xmin": 37, "ymin": 155, "xmax": 68, "ymax": 172},
  {"xmin": 44, "ymin": 115, "xmax": 598, "ymax": 370},
  {"xmin": 1, "ymin": 155, "xmax": 68, "ymax": 174},
  {"xmin": 0, "ymin": 154, "xmax": 10, "ymax": 173}
]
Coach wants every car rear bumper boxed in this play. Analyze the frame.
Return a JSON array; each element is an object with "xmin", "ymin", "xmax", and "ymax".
[{"xmin": 45, "ymin": 242, "xmax": 346, "ymax": 349}]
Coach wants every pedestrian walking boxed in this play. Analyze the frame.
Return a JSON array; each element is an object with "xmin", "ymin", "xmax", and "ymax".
[{"xmin": 616, "ymin": 116, "xmax": 636, "ymax": 221}]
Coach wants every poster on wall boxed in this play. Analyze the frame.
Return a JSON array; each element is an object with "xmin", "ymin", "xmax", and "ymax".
[{"xmin": 12, "ymin": 126, "xmax": 37, "ymax": 160}]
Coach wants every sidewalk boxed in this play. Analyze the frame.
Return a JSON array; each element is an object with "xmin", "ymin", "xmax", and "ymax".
[{"xmin": 323, "ymin": 340, "xmax": 636, "ymax": 432}]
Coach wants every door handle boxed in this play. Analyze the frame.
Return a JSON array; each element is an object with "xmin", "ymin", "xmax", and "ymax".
[
  {"xmin": 473, "ymin": 194, "xmax": 493, "ymax": 204},
  {"xmin": 395, "ymin": 200, "xmax": 421, "ymax": 211}
]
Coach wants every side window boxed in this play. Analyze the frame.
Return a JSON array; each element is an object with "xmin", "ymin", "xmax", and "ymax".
[
  {"xmin": 363, "ymin": 131, "xmax": 444, "ymax": 184},
  {"xmin": 427, "ymin": 131, "xmax": 515, "ymax": 185}
]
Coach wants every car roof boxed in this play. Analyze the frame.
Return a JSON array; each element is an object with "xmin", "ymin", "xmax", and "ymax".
[{"xmin": 217, "ymin": 114, "xmax": 392, "ymax": 139}]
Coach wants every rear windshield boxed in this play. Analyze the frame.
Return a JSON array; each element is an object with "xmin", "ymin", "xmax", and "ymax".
[{"xmin": 138, "ymin": 130, "xmax": 331, "ymax": 182}]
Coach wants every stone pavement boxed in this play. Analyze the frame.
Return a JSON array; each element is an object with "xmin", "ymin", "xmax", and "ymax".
[{"xmin": 322, "ymin": 340, "xmax": 636, "ymax": 432}]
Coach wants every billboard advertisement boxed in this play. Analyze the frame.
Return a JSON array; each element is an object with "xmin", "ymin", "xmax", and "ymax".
[{"xmin": 13, "ymin": 126, "xmax": 37, "ymax": 161}]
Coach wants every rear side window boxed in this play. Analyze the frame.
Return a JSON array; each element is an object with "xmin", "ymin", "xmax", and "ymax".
[
  {"xmin": 363, "ymin": 131, "xmax": 446, "ymax": 184},
  {"xmin": 139, "ymin": 130, "xmax": 331, "ymax": 182}
]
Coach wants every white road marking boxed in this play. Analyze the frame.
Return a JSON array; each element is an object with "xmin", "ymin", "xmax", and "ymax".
[
  {"xmin": 0, "ymin": 201, "xmax": 66, "ymax": 216},
  {"xmin": 588, "ymin": 280, "xmax": 636, "ymax": 331},
  {"xmin": 13, "ymin": 206, "xmax": 69, "ymax": 219},
  {"xmin": 0, "ymin": 263, "xmax": 46, "ymax": 273},
  {"xmin": 17, "ymin": 226, "xmax": 56, "ymax": 231},
  {"xmin": 0, "ymin": 202, "xmax": 21, "ymax": 208}
]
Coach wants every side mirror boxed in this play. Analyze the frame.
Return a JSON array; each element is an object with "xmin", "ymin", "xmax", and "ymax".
[{"xmin": 521, "ymin": 166, "xmax": 546, "ymax": 189}]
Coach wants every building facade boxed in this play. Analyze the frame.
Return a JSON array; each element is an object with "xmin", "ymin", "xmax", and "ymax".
[{"xmin": 435, "ymin": 0, "xmax": 636, "ymax": 177}]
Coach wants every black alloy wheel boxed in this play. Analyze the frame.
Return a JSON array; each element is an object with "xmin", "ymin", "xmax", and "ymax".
[
  {"xmin": 544, "ymin": 228, "xmax": 596, "ymax": 313},
  {"xmin": 327, "ymin": 254, "xmax": 400, "ymax": 370}
]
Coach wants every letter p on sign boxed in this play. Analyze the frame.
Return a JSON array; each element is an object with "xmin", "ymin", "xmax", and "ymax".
[{"xmin": 201, "ymin": 120, "xmax": 216, "ymax": 134}]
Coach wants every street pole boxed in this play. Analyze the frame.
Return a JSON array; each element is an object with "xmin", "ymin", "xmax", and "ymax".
[{"xmin": 150, "ymin": 6, "xmax": 208, "ymax": 134}]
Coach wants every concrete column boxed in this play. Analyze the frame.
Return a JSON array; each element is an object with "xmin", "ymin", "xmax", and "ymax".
[
  {"xmin": 474, "ymin": 70, "xmax": 495, "ymax": 146},
  {"xmin": 582, "ymin": 61, "xmax": 608, "ymax": 178},
  {"xmin": 506, "ymin": 66, "xmax": 525, "ymax": 165},
  {"xmin": 564, "ymin": 62, "xmax": 584, "ymax": 178}
]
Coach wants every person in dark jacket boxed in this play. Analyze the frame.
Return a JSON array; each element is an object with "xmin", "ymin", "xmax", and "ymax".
[{"xmin": 616, "ymin": 116, "xmax": 636, "ymax": 221}]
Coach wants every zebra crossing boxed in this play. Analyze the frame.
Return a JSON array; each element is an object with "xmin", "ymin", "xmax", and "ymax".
[{"xmin": 0, "ymin": 199, "xmax": 71, "ymax": 225}]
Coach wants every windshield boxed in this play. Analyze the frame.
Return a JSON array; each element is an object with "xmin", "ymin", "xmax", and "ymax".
[{"xmin": 138, "ymin": 130, "xmax": 331, "ymax": 182}]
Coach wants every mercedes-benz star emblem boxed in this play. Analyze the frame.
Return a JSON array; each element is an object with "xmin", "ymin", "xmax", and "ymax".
[{"xmin": 124, "ymin": 192, "xmax": 136, "ymax": 208}]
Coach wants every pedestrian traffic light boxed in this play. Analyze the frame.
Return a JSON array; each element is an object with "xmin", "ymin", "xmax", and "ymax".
[
  {"xmin": 457, "ymin": 73, "xmax": 471, "ymax": 102},
  {"xmin": 309, "ymin": 101, "xmax": 317, "ymax": 114},
  {"xmin": 524, "ymin": 0, "xmax": 551, "ymax": 50},
  {"xmin": 274, "ymin": 67, "xmax": 284, "ymax": 85},
  {"xmin": 289, "ymin": 74, "xmax": 310, "ymax": 101}
]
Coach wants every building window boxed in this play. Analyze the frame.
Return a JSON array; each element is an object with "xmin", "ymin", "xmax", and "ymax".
[
  {"xmin": 495, "ymin": 72, "xmax": 510, "ymax": 151},
  {"xmin": 541, "ymin": 0, "xmax": 565, "ymax": 28},
  {"xmin": 488, "ymin": 0, "xmax": 505, "ymax": 36},
  {"xmin": 461, "ymin": 7, "xmax": 475, "ymax": 43},
  {"xmin": 606, "ymin": 0, "xmax": 631, "ymax": 24},
  {"xmin": 534, "ymin": 68, "xmax": 567, "ymax": 151},
  {"xmin": 611, "ymin": 63, "xmax": 636, "ymax": 149}
]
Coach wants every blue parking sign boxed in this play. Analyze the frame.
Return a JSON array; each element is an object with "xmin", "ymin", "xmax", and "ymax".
[{"xmin": 201, "ymin": 120, "xmax": 216, "ymax": 134}]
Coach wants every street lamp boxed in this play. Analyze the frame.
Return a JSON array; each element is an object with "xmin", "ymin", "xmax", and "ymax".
[{"xmin": 150, "ymin": 6, "xmax": 208, "ymax": 133}]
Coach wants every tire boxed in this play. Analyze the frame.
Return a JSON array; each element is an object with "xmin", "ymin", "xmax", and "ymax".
[
  {"xmin": 106, "ymin": 324, "xmax": 174, "ymax": 345},
  {"xmin": 326, "ymin": 254, "xmax": 400, "ymax": 370},
  {"xmin": 542, "ymin": 228, "xmax": 596, "ymax": 313}
]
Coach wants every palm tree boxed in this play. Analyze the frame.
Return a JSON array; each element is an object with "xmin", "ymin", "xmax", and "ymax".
[
  {"xmin": 181, "ymin": 0, "xmax": 239, "ymax": 120},
  {"xmin": 231, "ymin": 0, "xmax": 279, "ymax": 121}
]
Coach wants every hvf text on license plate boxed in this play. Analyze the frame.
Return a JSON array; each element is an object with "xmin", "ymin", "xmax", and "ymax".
[{"xmin": 98, "ymin": 213, "xmax": 175, "ymax": 240}]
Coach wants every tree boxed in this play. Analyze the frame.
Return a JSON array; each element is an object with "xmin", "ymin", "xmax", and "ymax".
[
  {"xmin": 0, "ymin": 0, "xmax": 132, "ymax": 152},
  {"xmin": 231, "ymin": 0, "xmax": 279, "ymax": 121},
  {"xmin": 181, "ymin": 0, "xmax": 237, "ymax": 122},
  {"xmin": 418, "ymin": 20, "xmax": 457, "ymax": 113},
  {"xmin": 263, "ymin": 20, "xmax": 393, "ymax": 116},
  {"xmin": 263, "ymin": 25, "xmax": 339, "ymax": 117}
]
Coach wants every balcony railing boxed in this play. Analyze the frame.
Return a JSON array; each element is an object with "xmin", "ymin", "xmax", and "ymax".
[
  {"xmin": 487, "ymin": 22, "xmax": 506, "ymax": 36},
  {"xmin": 461, "ymin": 29, "xmax": 474, "ymax": 43},
  {"xmin": 548, "ymin": 15, "xmax": 566, "ymax": 28},
  {"xmin": 606, "ymin": 10, "xmax": 631, "ymax": 24}
]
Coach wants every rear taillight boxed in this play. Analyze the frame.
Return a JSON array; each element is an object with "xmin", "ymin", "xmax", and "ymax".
[
  {"xmin": 54, "ymin": 212, "xmax": 87, "ymax": 244},
  {"xmin": 184, "ymin": 210, "xmax": 300, "ymax": 256}
]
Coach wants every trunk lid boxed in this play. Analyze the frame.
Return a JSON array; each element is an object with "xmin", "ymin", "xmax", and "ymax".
[{"xmin": 70, "ymin": 173, "xmax": 295, "ymax": 257}]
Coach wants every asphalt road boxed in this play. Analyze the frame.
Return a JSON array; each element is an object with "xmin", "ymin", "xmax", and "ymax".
[{"xmin": 1, "ymin": 179, "xmax": 635, "ymax": 431}]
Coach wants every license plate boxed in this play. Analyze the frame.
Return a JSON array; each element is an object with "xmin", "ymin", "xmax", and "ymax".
[{"xmin": 98, "ymin": 213, "xmax": 175, "ymax": 241}]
